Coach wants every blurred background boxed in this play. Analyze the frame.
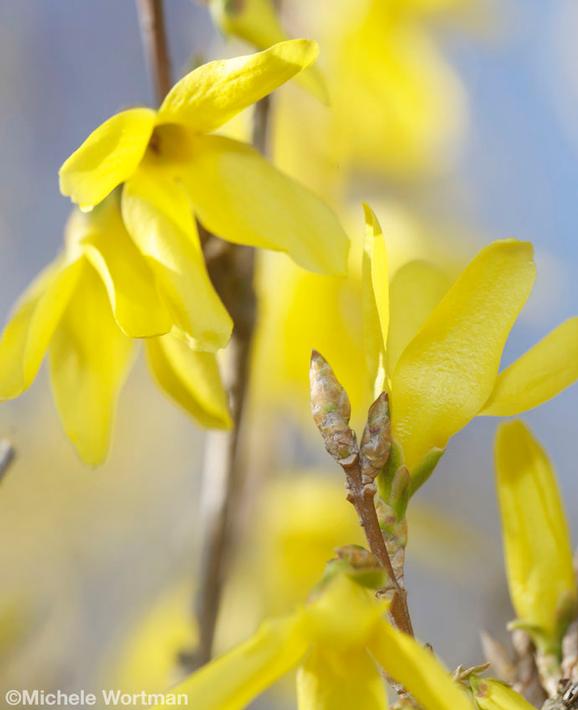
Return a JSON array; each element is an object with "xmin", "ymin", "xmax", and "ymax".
[{"xmin": 0, "ymin": 0, "xmax": 577, "ymax": 706}]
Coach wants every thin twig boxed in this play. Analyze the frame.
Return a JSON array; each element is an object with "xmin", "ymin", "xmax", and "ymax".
[
  {"xmin": 193, "ymin": 96, "xmax": 271, "ymax": 668},
  {"xmin": 136, "ymin": 0, "xmax": 172, "ymax": 103},
  {"xmin": 344, "ymin": 456, "xmax": 414, "ymax": 636},
  {"xmin": 134, "ymin": 0, "xmax": 271, "ymax": 666},
  {"xmin": 0, "ymin": 440, "xmax": 15, "ymax": 482}
]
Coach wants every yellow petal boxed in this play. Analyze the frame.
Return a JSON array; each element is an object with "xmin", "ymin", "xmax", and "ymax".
[
  {"xmin": 67, "ymin": 198, "xmax": 173, "ymax": 338},
  {"xmin": 297, "ymin": 646, "xmax": 388, "ymax": 710},
  {"xmin": 367, "ymin": 621, "xmax": 472, "ymax": 710},
  {"xmin": 158, "ymin": 40, "xmax": 318, "ymax": 133},
  {"xmin": 153, "ymin": 613, "xmax": 307, "ymax": 710},
  {"xmin": 180, "ymin": 135, "xmax": 348, "ymax": 274},
  {"xmin": 146, "ymin": 332, "xmax": 231, "ymax": 429},
  {"xmin": 209, "ymin": 0, "xmax": 329, "ymax": 104},
  {"xmin": 122, "ymin": 169, "xmax": 233, "ymax": 351},
  {"xmin": 387, "ymin": 260, "xmax": 450, "ymax": 372},
  {"xmin": 362, "ymin": 205, "xmax": 389, "ymax": 393},
  {"xmin": 391, "ymin": 240, "xmax": 535, "ymax": 471},
  {"xmin": 59, "ymin": 108, "xmax": 156, "ymax": 210},
  {"xmin": 49, "ymin": 261, "xmax": 133, "ymax": 466},
  {"xmin": 482, "ymin": 318, "xmax": 578, "ymax": 416},
  {"xmin": 470, "ymin": 677, "xmax": 535, "ymax": 710},
  {"xmin": 306, "ymin": 575, "xmax": 387, "ymax": 650},
  {"xmin": 495, "ymin": 420, "xmax": 577, "ymax": 648},
  {"xmin": 0, "ymin": 257, "xmax": 82, "ymax": 399}
]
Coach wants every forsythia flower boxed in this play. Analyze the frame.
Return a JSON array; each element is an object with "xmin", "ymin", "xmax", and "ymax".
[
  {"xmin": 0, "ymin": 40, "xmax": 351, "ymax": 464},
  {"xmin": 153, "ymin": 572, "xmax": 472, "ymax": 710},
  {"xmin": 0, "ymin": 195, "xmax": 231, "ymax": 465},
  {"xmin": 494, "ymin": 421, "xmax": 577, "ymax": 651},
  {"xmin": 59, "ymin": 42, "xmax": 349, "ymax": 338},
  {"xmin": 364, "ymin": 205, "xmax": 578, "ymax": 477},
  {"xmin": 253, "ymin": 204, "xmax": 455, "ymax": 420},
  {"xmin": 470, "ymin": 677, "xmax": 535, "ymax": 710}
]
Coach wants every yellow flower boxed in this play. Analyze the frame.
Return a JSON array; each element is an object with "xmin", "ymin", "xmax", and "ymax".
[
  {"xmin": 470, "ymin": 677, "xmax": 535, "ymax": 710},
  {"xmin": 154, "ymin": 573, "xmax": 471, "ymax": 710},
  {"xmin": 494, "ymin": 420, "xmax": 577, "ymax": 651},
  {"xmin": 364, "ymin": 205, "xmax": 578, "ymax": 476},
  {"xmin": 0, "ymin": 195, "xmax": 231, "ymax": 465},
  {"xmin": 253, "ymin": 203, "xmax": 456, "ymax": 422},
  {"xmin": 59, "ymin": 40, "xmax": 348, "ymax": 294}
]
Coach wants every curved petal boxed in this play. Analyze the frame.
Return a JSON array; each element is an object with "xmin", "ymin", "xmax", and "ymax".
[
  {"xmin": 367, "ymin": 620, "xmax": 471, "ymax": 710},
  {"xmin": 49, "ymin": 262, "xmax": 134, "ymax": 466},
  {"xmin": 152, "ymin": 613, "xmax": 307, "ymax": 710},
  {"xmin": 209, "ymin": 0, "xmax": 329, "ymax": 104},
  {"xmin": 146, "ymin": 332, "xmax": 231, "ymax": 429},
  {"xmin": 482, "ymin": 318, "xmax": 578, "ymax": 416},
  {"xmin": 158, "ymin": 40, "xmax": 318, "ymax": 133},
  {"xmin": 180, "ymin": 135, "xmax": 348, "ymax": 274},
  {"xmin": 387, "ymin": 260, "xmax": 450, "ymax": 372},
  {"xmin": 391, "ymin": 240, "xmax": 535, "ymax": 471},
  {"xmin": 59, "ymin": 108, "xmax": 156, "ymax": 210},
  {"xmin": 495, "ymin": 421, "xmax": 576, "ymax": 647},
  {"xmin": 67, "ymin": 199, "xmax": 173, "ymax": 338},
  {"xmin": 470, "ymin": 677, "xmax": 535, "ymax": 710},
  {"xmin": 0, "ymin": 257, "xmax": 82, "ymax": 399},
  {"xmin": 297, "ymin": 646, "xmax": 388, "ymax": 710},
  {"xmin": 122, "ymin": 169, "xmax": 233, "ymax": 351},
  {"xmin": 362, "ymin": 205, "xmax": 389, "ymax": 393}
]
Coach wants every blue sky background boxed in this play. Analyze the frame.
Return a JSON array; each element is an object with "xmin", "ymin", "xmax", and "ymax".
[{"xmin": 0, "ymin": 0, "xmax": 577, "ymax": 690}]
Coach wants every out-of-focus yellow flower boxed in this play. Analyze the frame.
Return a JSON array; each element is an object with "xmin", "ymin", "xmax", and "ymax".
[
  {"xmin": 495, "ymin": 421, "xmax": 577, "ymax": 651},
  {"xmin": 154, "ymin": 573, "xmax": 471, "ymax": 710},
  {"xmin": 105, "ymin": 585, "xmax": 195, "ymax": 700},
  {"xmin": 331, "ymin": 0, "xmax": 466, "ymax": 178},
  {"xmin": 273, "ymin": 0, "xmax": 467, "ymax": 191},
  {"xmin": 470, "ymin": 677, "xmax": 535, "ymax": 710},
  {"xmin": 60, "ymin": 41, "xmax": 348, "ymax": 299},
  {"xmin": 386, "ymin": 0, "xmax": 476, "ymax": 22},
  {"xmin": 209, "ymin": 0, "xmax": 328, "ymax": 103},
  {"xmin": 0, "ymin": 195, "xmax": 231, "ymax": 464},
  {"xmin": 364, "ymin": 206, "xmax": 578, "ymax": 475},
  {"xmin": 238, "ymin": 475, "xmax": 364, "ymax": 617}
]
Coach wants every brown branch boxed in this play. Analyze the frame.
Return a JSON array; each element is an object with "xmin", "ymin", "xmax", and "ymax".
[
  {"xmin": 0, "ymin": 440, "xmax": 14, "ymax": 482},
  {"xmin": 344, "ymin": 456, "xmax": 414, "ymax": 637},
  {"xmin": 192, "ymin": 96, "xmax": 272, "ymax": 667},
  {"xmin": 136, "ymin": 0, "xmax": 172, "ymax": 103},
  {"xmin": 193, "ymin": 245, "xmax": 256, "ymax": 668}
]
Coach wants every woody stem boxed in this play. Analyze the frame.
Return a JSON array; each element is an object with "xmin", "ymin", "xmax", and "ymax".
[
  {"xmin": 0, "ymin": 440, "xmax": 14, "ymax": 482},
  {"xmin": 344, "ymin": 458, "xmax": 414, "ymax": 637},
  {"xmin": 136, "ymin": 0, "xmax": 172, "ymax": 104},
  {"xmin": 135, "ymin": 0, "xmax": 267, "ymax": 668},
  {"xmin": 193, "ymin": 96, "xmax": 272, "ymax": 667}
]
